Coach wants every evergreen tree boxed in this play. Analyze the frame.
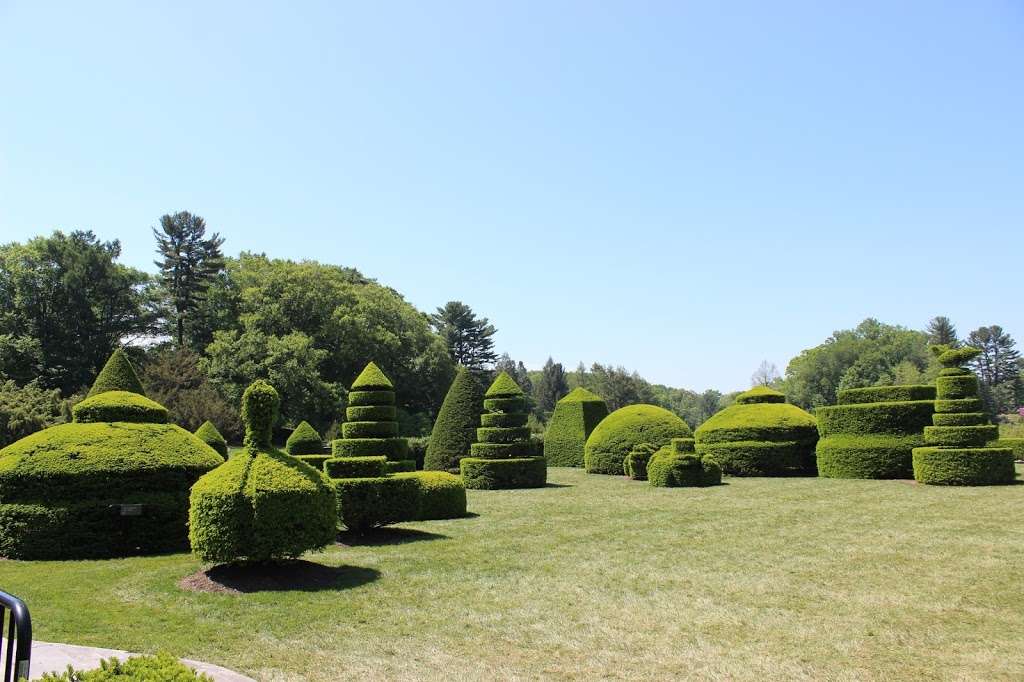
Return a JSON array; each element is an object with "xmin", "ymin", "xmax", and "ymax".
[
  {"xmin": 494, "ymin": 353, "xmax": 534, "ymax": 413},
  {"xmin": 926, "ymin": 316, "xmax": 958, "ymax": 346},
  {"xmin": 535, "ymin": 357, "xmax": 569, "ymax": 417},
  {"xmin": 430, "ymin": 301, "xmax": 497, "ymax": 371},
  {"xmin": 153, "ymin": 211, "xmax": 225, "ymax": 346},
  {"xmin": 967, "ymin": 325, "xmax": 1021, "ymax": 414}
]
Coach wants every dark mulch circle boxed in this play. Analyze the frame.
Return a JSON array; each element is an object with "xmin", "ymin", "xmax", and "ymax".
[{"xmin": 178, "ymin": 560, "xmax": 379, "ymax": 594}]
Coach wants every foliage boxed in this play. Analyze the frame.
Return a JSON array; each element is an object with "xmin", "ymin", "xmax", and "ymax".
[
  {"xmin": 87, "ymin": 348, "xmax": 146, "ymax": 397},
  {"xmin": 993, "ymin": 438, "xmax": 1024, "ymax": 461},
  {"xmin": 140, "ymin": 346, "xmax": 240, "ymax": 440},
  {"xmin": 751, "ymin": 360, "xmax": 781, "ymax": 388},
  {"xmin": 460, "ymin": 457, "xmax": 547, "ymax": 489},
  {"xmin": 72, "ymin": 391, "xmax": 169, "ymax": 424},
  {"xmin": 535, "ymin": 357, "xmax": 569, "ymax": 418},
  {"xmin": 494, "ymin": 353, "xmax": 534, "ymax": 411},
  {"xmin": 0, "ymin": 230, "xmax": 157, "ymax": 394},
  {"xmin": 430, "ymin": 301, "xmax": 498, "ymax": 372},
  {"xmin": 647, "ymin": 438, "xmax": 722, "ymax": 487},
  {"xmin": 286, "ymin": 420, "xmax": 324, "ymax": 455},
  {"xmin": 394, "ymin": 471, "xmax": 467, "ymax": 520},
  {"xmin": 332, "ymin": 362, "xmax": 412, "ymax": 466},
  {"xmin": 926, "ymin": 316, "xmax": 958, "ymax": 347},
  {"xmin": 584, "ymin": 404, "xmax": 691, "ymax": 475},
  {"xmin": 152, "ymin": 211, "xmax": 225, "ymax": 346},
  {"xmin": 334, "ymin": 475, "xmax": 419, "ymax": 532},
  {"xmin": 967, "ymin": 325, "xmax": 1022, "ymax": 415},
  {"xmin": 40, "ymin": 652, "xmax": 213, "ymax": 681},
  {"xmin": 424, "ymin": 367, "xmax": 484, "ymax": 472},
  {"xmin": 324, "ymin": 456, "xmax": 387, "ymax": 478},
  {"xmin": 543, "ymin": 387, "xmax": 609, "ymax": 467},
  {"xmin": 194, "ymin": 420, "xmax": 228, "ymax": 458},
  {"xmin": 0, "ymin": 379, "xmax": 63, "ymax": 448},
  {"xmin": 623, "ymin": 442, "xmax": 658, "ymax": 480}
]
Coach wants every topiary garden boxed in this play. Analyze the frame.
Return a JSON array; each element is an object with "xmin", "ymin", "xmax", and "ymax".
[
  {"xmin": 460, "ymin": 371, "xmax": 546, "ymax": 489},
  {"xmin": 424, "ymin": 367, "xmax": 484, "ymax": 473},
  {"xmin": 331, "ymin": 362, "xmax": 413, "ymax": 472},
  {"xmin": 815, "ymin": 385, "xmax": 935, "ymax": 479},
  {"xmin": 544, "ymin": 387, "xmax": 609, "ymax": 467},
  {"xmin": 911, "ymin": 346, "xmax": 1016, "ymax": 485},
  {"xmin": 584, "ymin": 404, "xmax": 691, "ymax": 475},
  {"xmin": 694, "ymin": 386, "xmax": 818, "ymax": 476}
]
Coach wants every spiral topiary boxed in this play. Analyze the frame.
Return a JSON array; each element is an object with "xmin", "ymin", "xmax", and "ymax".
[
  {"xmin": 648, "ymin": 438, "xmax": 722, "ymax": 487},
  {"xmin": 584, "ymin": 404, "xmax": 691, "ymax": 475},
  {"xmin": 330, "ymin": 362, "xmax": 411, "ymax": 467},
  {"xmin": 188, "ymin": 380, "xmax": 337, "ymax": 563},
  {"xmin": 544, "ymin": 387, "xmax": 609, "ymax": 467},
  {"xmin": 694, "ymin": 386, "xmax": 817, "ymax": 476},
  {"xmin": 911, "ymin": 346, "xmax": 1015, "ymax": 485}
]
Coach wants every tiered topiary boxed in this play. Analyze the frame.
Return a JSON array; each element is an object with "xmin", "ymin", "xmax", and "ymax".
[
  {"xmin": 695, "ymin": 386, "xmax": 818, "ymax": 476},
  {"xmin": 0, "ymin": 349, "xmax": 223, "ymax": 559},
  {"xmin": 331, "ymin": 362, "xmax": 412, "ymax": 472},
  {"xmin": 993, "ymin": 438, "xmax": 1024, "ymax": 462},
  {"xmin": 912, "ymin": 346, "xmax": 1016, "ymax": 485},
  {"xmin": 286, "ymin": 420, "xmax": 324, "ymax": 456},
  {"xmin": 648, "ymin": 438, "xmax": 722, "ymax": 487},
  {"xmin": 584, "ymin": 404, "xmax": 691, "ymax": 475},
  {"xmin": 544, "ymin": 387, "xmax": 609, "ymax": 467},
  {"xmin": 424, "ymin": 367, "xmax": 484, "ymax": 473},
  {"xmin": 195, "ymin": 420, "xmax": 228, "ymax": 459},
  {"xmin": 460, "ymin": 372, "xmax": 546, "ymax": 489},
  {"xmin": 188, "ymin": 380, "xmax": 337, "ymax": 563},
  {"xmin": 623, "ymin": 442, "xmax": 658, "ymax": 480},
  {"xmin": 816, "ymin": 385, "xmax": 935, "ymax": 479}
]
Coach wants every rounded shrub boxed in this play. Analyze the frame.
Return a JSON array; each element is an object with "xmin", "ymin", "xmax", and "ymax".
[
  {"xmin": 424, "ymin": 367, "xmax": 484, "ymax": 472},
  {"xmin": 912, "ymin": 345, "xmax": 1016, "ymax": 485},
  {"xmin": 0, "ymin": 350, "xmax": 222, "ymax": 560},
  {"xmin": 584, "ymin": 404, "xmax": 691, "ymax": 475},
  {"xmin": 188, "ymin": 381, "xmax": 337, "ymax": 563},
  {"xmin": 647, "ymin": 438, "xmax": 722, "ymax": 487},
  {"xmin": 815, "ymin": 385, "xmax": 935, "ymax": 479},
  {"xmin": 286, "ymin": 420, "xmax": 324, "ymax": 456},
  {"xmin": 544, "ymin": 387, "xmax": 610, "ymax": 467},
  {"xmin": 623, "ymin": 442, "xmax": 658, "ymax": 480},
  {"xmin": 695, "ymin": 387, "xmax": 817, "ymax": 476},
  {"xmin": 195, "ymin": 420, "xmax": 228, "ymax": 458}
]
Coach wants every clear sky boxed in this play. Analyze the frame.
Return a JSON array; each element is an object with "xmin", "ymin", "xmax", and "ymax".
[{"xmin": 2, "ymin": 1, "xmax": 1022, "ymax": 392}]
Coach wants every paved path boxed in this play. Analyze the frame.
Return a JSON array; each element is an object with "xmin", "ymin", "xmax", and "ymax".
[{"xmin": 13, "ymin": 640, "xmax": 255, "ymax": 681}]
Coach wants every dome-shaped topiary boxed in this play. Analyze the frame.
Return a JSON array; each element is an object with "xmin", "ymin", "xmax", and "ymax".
[
  {"xmin": 188, "ymin": 380, "xmax": 337, "ymax": 563},
  {"xmin": 584, "ymin": 404, "xmax": 691, "ymax": 475},
  {"xmin": 911, "ymin": 346, "xmax": 1015, "ymax": 485},
  {"xmin": 286, "ymin": 420, "xmax": 324, "ymax": 456},
  {"xmin": 87, "ymin": 348, "xmax": 146, "ymax": 397},
  {"xmin": 647, "ymin": 438, "xmax": 722, "ymax": 487},
  {"xmin": 195, "ymin": 420, "xmax": 228, "ymax": 458},
  {"xmin": 816, "ymin": 385, "xmax": 935, "ymax": 479},
  {"xmin": 0, "ymin": 349, "xmax": 221, "ymax": 559},
  {"xmin": 695, "ymin": 387, "xmax": 817, "ymax": 476},
  {"xmin": 544, "ymin": 387, "xmax": 609, "ymax": 467},
  {"xmin": 424, "ymin": 367, "xmax": 484, "ymax": 472}
]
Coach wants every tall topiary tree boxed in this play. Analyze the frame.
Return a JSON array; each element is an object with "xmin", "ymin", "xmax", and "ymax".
[
  {"xmin": 286, "ymin": 420, "xmax": 323, "ymax": 456},
  {"xmin": 544, "ymin": 387, "xmax": 609, "ymax": 467},
  {"xmin": 87, "ymin": 348, "xmax": 146, "ymax": 397},
  {"xmin": 460, "ymin": 372, "xmax": 546, "ymax": 489},
  {"xmin": 424, "ymin": 367, "xmax": 484, "ymax": 472},
  {"xmin": 188, "ymin": 380, "xmax": 337, "ymax": 563},
  {"xmin": 195, "ymin": 420, "xmax": 228, "ymax": 458},
  {"xmin": 330, "ymin": 362, "xmax": 412, "ymax": 471},
  {"xmin": 912, "ymin": 346, "xmax": 1016, "ymax": 485}
]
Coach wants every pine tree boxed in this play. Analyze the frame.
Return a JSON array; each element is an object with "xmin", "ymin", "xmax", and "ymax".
[
  {"xmin": 536, "ymin": 357, "xmax": 569, "ymax": 417},
  {"xmin": 967, "ymin": 325, "xmax": 1021, "ymax": 414},
  {"xmin": 926, "ymin": 316, "xmax": 958, "ymax": 346},
  {"xmin": 153, "ymin": 211, "xmax": 225, "ymax": 346},
  {"xmin": 430, "ymin": 301, "xmax": 497, "ymax": 371}
]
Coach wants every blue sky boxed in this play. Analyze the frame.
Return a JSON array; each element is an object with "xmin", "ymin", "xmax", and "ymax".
[{"xmin": 2, "ymin": 1, "xmax": 1022, "ymax": 392}]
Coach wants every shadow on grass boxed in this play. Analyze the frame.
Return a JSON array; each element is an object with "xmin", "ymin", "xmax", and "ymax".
[
  {"xmin": 336, "ymin": 527, "xmax": 449, "ymax": 547},
  {"xmin": 180, "ymin": 560, "xmax": 379, "ymax": 594},
  {"xmin": 544, "ymin": 482, "xmax": 574, "ymax": 488}
]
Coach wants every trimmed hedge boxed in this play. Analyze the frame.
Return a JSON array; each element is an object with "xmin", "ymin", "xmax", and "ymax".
[
  {"xmin": 295, "ymin": 454, "xmax": 331, "ymax": 470},
  {"xmin": 912, "ymin": 345, "xmax": 1015, "ymax": 485},
  {"xmin": 334, "ymin": 475, "xmax": 419, "ymax": 532},
  {"xmin": 816, "ymin": 434, "xmax": 924, "ymax": 480},
  {"xmin": 342, "ymin": 420, "xmax": 399, "ymax": 438},
  {"xmin": 195, "ymin": 420, "xmax": 228, "ymax": 458},
  {"xmin": 481, "ymin": 412, "xmax": 527, "ymax": 427},
  {"xmin": 188, "ymin": 381, "xmax": 337, "ymax": 563},
  {"xmin": 460, "ymin": 457, "xmax": 547, "ymax": 489},
  {"xmin": 695, "ymin": 388, "xmax": 817, "ymax": 476},
  {"xmin": 348, "ymin": 390, "xmax": 395, "ymax": 406},
  {"xmin": 837, "ymin": 385, "xmax": 936, "ymax": 404},
  {"xmin": 324, "ymin": 456, "xmax": 387, "ymax": 478},
  {"xmin": 816, "ymin": 401, "xmax": 934, "ymax": 437},
  {"xmin": 648, "ymin": 438, "xmax": 722, "ymax": 487},
  {"xmin": 994, "ymin": 438, "xmax": 1024, "ymax": 461},
  {"xmin": 394, "ymin": 471, "xmax": 468, "ymax": 520},
  {"xmin": 72, "ymin": 391, "xmax": 169, "ymax": 424},
  {"xmin": 333, "ymin": 437, "xmax": 409, "ymax": 460},
  {"xmin": 544, "ymin": 387, "xmax": 609, "ymax": 467},
  {"xmin": 483, "ymin": 397, "xmax": 524, "ymax": 413},
  {"xmin": 347, "ymin": 405, "xmax": 397, "ymax": 421},
  {"xmin": 424, "ymin": 367, "xmax": 484, "ymax": 472},
  {"xmin": 584, "ymin": 404, "xmax": 691, "ymax": 475},
  {"xmin": 384, "ymin": 459, "xmax": 416, "ymax": 473},
  {"xmin": 286, "ymin": 420, "xmax": 324, "ymax": 455},
  {"xmin": 86, "ymin": 348, "xmax": 146, "ymax": 397},
  {"xmin": 623, "ymin": 442, "xmax": 658, "ymax": 480}
]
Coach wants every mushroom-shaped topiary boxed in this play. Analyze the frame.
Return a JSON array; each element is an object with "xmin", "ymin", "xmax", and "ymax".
[
  {"xmin": 648, "ymin": 438, "xmax": 722, "ymax": 487},
  {"xmin": 911, "ymin": 345, "xmax": 1015, "ymax": 485},
  {"xmin": 694, "ymin": 386, "xmax": 818, "ymax": 476},
  {"xmin": 424, "ymin": 367, "xmax": 484, "ymax": 473},
  {"xmin": 188, "ymin": 380, "xmax": 337, "ymax": 564},
  {"xmin": 584, "ymin": 404, "xmax": 691, "ymax": 475},
  {"xmin": 286, "ymin": 421, "xmax": 323, "ymax": 456},
  {"xmin": 195, "ymin": 420, "xmax": 228, "ymax": 459},
  {"xmin": 544, "ymin": 387, "xmax": 609, "ymax": 467},
  {"xmin": 0, "ymin": 349, "xmax": 222, "ymax": 559}
]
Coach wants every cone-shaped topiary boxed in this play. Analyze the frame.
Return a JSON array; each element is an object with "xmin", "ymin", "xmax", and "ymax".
[
  {"xmin": 0, "ymin": 349, "xmax": 222, "ymax": 559},
  {"xmin": 694, "ymin": 386, "xmax": 818, "ymax": 476},
  {"xmin": 544, "ymin": 387, "xmax": 609, "ymax": 467},
  {"xmin": 912, "ymin": 346, "xmax": 1015, "ymax": 485},
  {"xmin": 584, "ymin": 404, "xmax": 691, "ymax": 475},
  {"xmin": 460, "ymin": 372, "xmax": 546, "ymax": 489},
  {"xmin": 816, "ymin": 385, "xmax": 935, "ymax": 479},
  {"xmin": 648, "ymin": 438, "xmax": 722, "ymax": 487},
  {"xmin": 188, "ymin": 380, "xmax": 337, "ymax": 563},
  {"xmin": 331, "ymin": 362, "xmax": 411, "ymax": 467},
  {"xmin": 87, "ymin": 348, "xmax": 146, "ymax": 397},
  {"xmin": 424, "ymin": 367, "xmax": 485, "ymax": 472},
  {"xmin": 195, "ymin": 420, "xmax": 228, "ymax": 458},
  {"xmin": 286, "ymin": 420, "xmax": 323, "ymax": 456}
]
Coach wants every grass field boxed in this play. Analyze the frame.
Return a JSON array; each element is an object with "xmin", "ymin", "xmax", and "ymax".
[{"xmin": 2, "ymin": 466, "xmax": 1023, "ymax": 681}]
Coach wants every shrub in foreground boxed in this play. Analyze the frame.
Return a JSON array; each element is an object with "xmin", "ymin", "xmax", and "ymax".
[
  {"xmin": 544, "ymin": 387, "xmax": 609, "ymax": 467},
  {"xmin": 40, "ymin": 652, "xmax": 212, "ymax": 681},
  {"xmin": 648, "ymin": 438, "xmax": 722, "ymax": 487},
  {"xmin": 584, "ymin": 404, "xmax": 691, "ymax": 475}
]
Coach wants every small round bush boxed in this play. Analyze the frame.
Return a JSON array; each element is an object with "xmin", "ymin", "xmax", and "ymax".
[
  {"xmin": 647, "ymin": 439, "xmax": 722, "ymax": 487},
  {"xmin": 286, "ymin": 420, "xmax": 324, "ymax": 455},
  {"xmin": 544, "ymin": 387, "xmax": 609, "ymax": 467},
  {"xmin": 584, "ymin": 404, "xmax": 692, "ymax": 475},
  {"xmin": 195, "ymin": 420, "xmax": 228, "ymax": 458}
]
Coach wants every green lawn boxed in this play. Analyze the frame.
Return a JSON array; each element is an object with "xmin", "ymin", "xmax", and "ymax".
[{"xmin": 2, "ymin": 466, "xmax": 1023, "ymax": 680}]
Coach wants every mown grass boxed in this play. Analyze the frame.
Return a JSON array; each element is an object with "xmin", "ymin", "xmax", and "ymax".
[{"xmin": 2, "ymin": 466, "xmax": 1023, "ymax": 680}]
